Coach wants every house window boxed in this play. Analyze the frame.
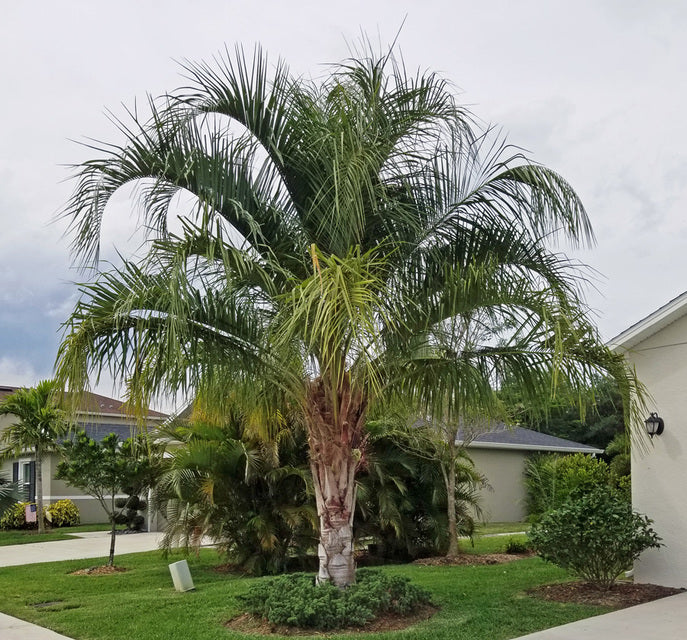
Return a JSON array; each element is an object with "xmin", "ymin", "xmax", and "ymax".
[{"xmin": 12, "ymin": 459, "xmax": 35, "ymax": 502}]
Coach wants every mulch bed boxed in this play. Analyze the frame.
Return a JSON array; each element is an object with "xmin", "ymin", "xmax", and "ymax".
[
  {"xmin": 70, "ymin": 565, "xmax": 128, "ymax": 576},
  {"xmin": 528, "ymin": 581, "xmax": 685, "ymax": 608},
  {"xmin": 225, "ymin": 605, "xmax": 439, "ymax": 636},
  {"xmin": 412, "ymin": 552, "xmax": 534, "ymax": 566}
]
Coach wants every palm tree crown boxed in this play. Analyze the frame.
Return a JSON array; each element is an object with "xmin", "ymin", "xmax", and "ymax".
[
  {"xmin": 0, "ymin": 380, "xmax": 68, "ymax": 534},
  {"xmin": 57, "ymin": 46, "xmax": 640, "ymax": 585}
]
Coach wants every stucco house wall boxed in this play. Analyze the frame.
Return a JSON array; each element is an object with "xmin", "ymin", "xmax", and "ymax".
[
  {"xmin": 0, "ymin": 386, "xmax": 166, "ymax": 525},
  {"xmin": 459, "ymin": 425, "xmax": 604, "ymax": 523},
  {"xmin": 611, "ymin": 295, "xmax": 687, "ymax": 588},
  {"xmin": 468, "ymin": 448, "xmax": 528, "ymax": 522}
]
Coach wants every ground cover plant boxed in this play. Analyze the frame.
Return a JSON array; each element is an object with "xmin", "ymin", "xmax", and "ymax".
[
  {"xmin": 528, "ymin": 488, "xmax": 662, "ymax": 590},
  {"xmin": 0, "ymin": 544, "xmax": 615, "ymax": 640},
  {"xmin": 240, "ymin": 568, "xmax": 432, "ymax": 630}
]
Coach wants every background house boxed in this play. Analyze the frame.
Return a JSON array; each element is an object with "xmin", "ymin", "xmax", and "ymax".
[
  {"xmin": 459, "ymin": 424, "xmax": 604, "ymax": 522},
  {"xmin": 610, "ymin": 291, "xmax": 687, "ymax": 588},
  {"xmin": 0, "ymin": 386, "xmax": 167, "ymax": 523}
]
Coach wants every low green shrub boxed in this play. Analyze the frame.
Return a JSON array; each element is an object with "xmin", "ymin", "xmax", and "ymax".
[
  {"xmin": 46, "ymin": 500, "xmax": 80, "ymax": 527},
  {"xmin": 240, "ymin": 568, "xmax": 432, "ymax": 630},
  {"xmin": 525, "ymin": 453, "xmax": 618, "ymax": 521},
  {"xmin": 0, "ymin": 502, "xmax": 35, "ymax": 530},
  {"xmin": 503, "ymin": 537, "xmax": 530, "ymax": 554},
  {"xmin": 528, "ymin": 488, "xmax": 662, "ymax": 590}
]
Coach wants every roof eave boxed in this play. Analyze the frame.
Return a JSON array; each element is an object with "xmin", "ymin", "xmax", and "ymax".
[
  {"xmin": 459, "ymin": 441, "xmax": 604, "ymax": 454},
  {"xmin": 608, "ymin": 290, "xmax": 687, "ymax": 351}
]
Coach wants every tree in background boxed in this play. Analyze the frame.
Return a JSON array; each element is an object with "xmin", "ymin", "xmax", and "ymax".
[
  {"xmin": 0, "ymin": 380, "xmax": 69, "ymax": 534},
  {"xmin": 57, "ymin": 432, "xmax": 158, "ymax": 566},
  {"xmin": 57, "ymin": 45, "xmax": 644, "ymax": 586}
]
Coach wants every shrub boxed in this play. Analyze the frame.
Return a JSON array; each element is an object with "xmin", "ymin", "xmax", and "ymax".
[
  {"xmin": 0, "ymin": 502, "xmax": 36, "ymax": 530},
  {"xmin": 528, "ymin": 488, "xmax": 662, "ymax": 590},
  {"xmin": 45, "ymin": 500, "xmax": 80, "ymax": 527},
  {"xmin": 240, "ymin": 568, "xmax": 432, "ymax": 630},
  {"xmin": 504, "ymin": 537, "xmax": 530, "ymax": 554},
  {"xmin": 524, "ymin": 453, "xmax": 615, "ymax": 520}
]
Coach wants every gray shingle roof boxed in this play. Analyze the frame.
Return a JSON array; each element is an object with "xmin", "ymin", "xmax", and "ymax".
[{"xmin": 457, "ymin": 423, "xmax": 604, "ymax": 454}]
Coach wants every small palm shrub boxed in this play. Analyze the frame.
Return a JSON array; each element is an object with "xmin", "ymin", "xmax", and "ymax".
[
  {"xmin": 240, "ymin": 569, "xmax": 433, "ymax": 630},
  {"xmin": 46, "ymin": 500, "xmax": 80, "ymax": 527},
  {"xmin": 528, "ymin": 488, "xmax": 662, "ymax": 590}
]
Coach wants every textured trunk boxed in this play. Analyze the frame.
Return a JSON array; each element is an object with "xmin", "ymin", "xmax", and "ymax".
[
  {"xmin": 35, "ymin": 445, "xmax": 45, "ymax": 535},
  {"xmin": 108, "ymin": 492, "xmax": 117, "ymax": 566},
  {"xmin": 445, "ymin": 460, "xmax": 460, "ymax": 557},
  {"xmin": 305, "ymin": 374, "xmax": 367, "ymax": 588}
]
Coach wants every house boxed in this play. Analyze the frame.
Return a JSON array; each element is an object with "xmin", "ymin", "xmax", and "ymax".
[
  {"xmin": 0, "ymin": 385, "xmax": 167, "ymax": 523},
  {"xmin": 458, "ymin": 424, "xmax": 604, "ymax": 522},
  {"xmin": 609, "ymin": 291, "xmax": 687, "ymax": 588}
]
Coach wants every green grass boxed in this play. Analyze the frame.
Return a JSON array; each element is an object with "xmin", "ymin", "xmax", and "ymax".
[
  {"xmin": 0, "ymin": 541, "xmax": 610, "ymax": 640},
  {"xmin": 0, "ymin": 523, "xmax": 112, "ymax": 546}
]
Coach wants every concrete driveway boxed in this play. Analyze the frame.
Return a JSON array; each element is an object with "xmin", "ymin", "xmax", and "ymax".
[{"xmin": 0, "ymin": 530, "xmax": 163, "ymax": 567}]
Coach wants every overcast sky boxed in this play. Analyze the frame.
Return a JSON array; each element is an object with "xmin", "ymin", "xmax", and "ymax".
[{"xmin": 1, "ymin": 1, "xmax": 686, "ymax": 406}]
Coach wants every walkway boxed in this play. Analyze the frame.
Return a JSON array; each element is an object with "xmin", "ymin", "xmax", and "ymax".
[
  {"xmin": 0, "ymin": 530, "xmax": 163, "ymax": 567},
  {"xmin": 511, "ymin": 590, "xmax": 687, "ymax": 639}
]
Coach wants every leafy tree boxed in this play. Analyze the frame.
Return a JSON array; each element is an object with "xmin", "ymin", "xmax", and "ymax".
[
  {"xmin": 0, "ymin": 380, "xmax": 69, "ymax": 534},
  {"xmin": 57, "ymin": 46, "xmax": 643, "ymax": 586},
  {"xmin": 57, "ymin": 431, "xmax": 157, "ymax": 566}
]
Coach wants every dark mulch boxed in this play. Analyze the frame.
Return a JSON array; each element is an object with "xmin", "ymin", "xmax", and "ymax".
[
  {"xmin": 412, "ymin": 552, "xmax": 534, "ymax": 566},
  {"xmin": 225, "ymin": 605, "xmax": 439, "ymax": 636},
  {"xmin": 70, "ymin": 565, "xmax": 128, "ymax": 576},
  {"xmin": 528, "ymin": 581, "xmax": 685, "ymax": 608}
]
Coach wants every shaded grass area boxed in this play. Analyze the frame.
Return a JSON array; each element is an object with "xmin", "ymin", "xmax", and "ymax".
[
  {"xmin": 0, "ymin": 523, "xmax": 112, "ymax": 547},
  {"xmin": 0, "ymin": 541, "xmax": 609, "ymax": 640},
  {"xmin": 475, "ymin": 522, "xmax": 530, "ymax": 536}
]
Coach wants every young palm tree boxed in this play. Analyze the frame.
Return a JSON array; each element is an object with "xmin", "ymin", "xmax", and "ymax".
[
  {"xmin": 0, "ymin": 380, "xmax": 68, "ymax": 534},
  {"xmin": 57, "ymin": 46, "xmax": 641, "ymax": 586}
]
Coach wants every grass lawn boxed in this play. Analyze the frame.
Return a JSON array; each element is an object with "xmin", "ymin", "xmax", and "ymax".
[
  {"xmin": 475, "ymin": 522, "xmax": 530, "ymax": 536},
  {"xmin": 0, "ymin": 535, "xmax": 611, "ymax": 640},
  {"xmin": 0, "ymin": 523, "xmax": 112, "ymax": 546}
]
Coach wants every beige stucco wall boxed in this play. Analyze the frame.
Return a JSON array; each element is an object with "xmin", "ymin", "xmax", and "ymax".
[
  {"xmin": 624, "ymin": 313, "xmax": 687, "ymax": 588},
  {"xmin": 468, "ymin": 448, "xmax": 528, "ymax": 522}
]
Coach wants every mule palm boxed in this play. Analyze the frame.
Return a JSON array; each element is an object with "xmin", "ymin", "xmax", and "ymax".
[
  {"xmin": 0, "ymin": 380, "xmax": 68, "ymax": 534},
  {"xmin": 58, "ymin": 47, "xmax": 640, "ymax": 585}
]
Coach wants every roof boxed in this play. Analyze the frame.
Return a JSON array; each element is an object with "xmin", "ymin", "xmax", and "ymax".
[
  {"xmin": 457, "ymin": 424, "xmax": 604, "ymax": 454},
  {"xmin": 0, "ymin": 386, "xmax": 167, "ymax": 421},
  {"xmin": 608, "ymin": 290, "xmax": 687, "ymax": 351}
]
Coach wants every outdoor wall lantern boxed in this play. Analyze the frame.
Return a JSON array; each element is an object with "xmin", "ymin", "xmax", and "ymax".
[{"xmin": 644, "ymin": 413, "xmax": 665, "ymax": 438}]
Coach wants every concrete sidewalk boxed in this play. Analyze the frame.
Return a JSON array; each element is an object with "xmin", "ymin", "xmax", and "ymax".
[
  {"xmin": 511, "ymin": 590, "xmax": 687, "ymax": 639},
  {"xmin": 0, "ymin": 530, "xmax": 163, "ymax": 567},
  {"xmin": 0, "ymin": 612, "xmax": 75, "ymax": 640}
]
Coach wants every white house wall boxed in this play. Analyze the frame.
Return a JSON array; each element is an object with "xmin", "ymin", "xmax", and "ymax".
[{"xmin": 624, "ymin": 312, "xmax": 687, "ymax": 588}]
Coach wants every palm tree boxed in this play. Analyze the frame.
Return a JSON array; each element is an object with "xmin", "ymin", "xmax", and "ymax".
[
  {"xmin": 57, "ymin": 46, "xmax": 642, "ymax": 586},
  {"xmin": 0, "ymin": 380, "xmax": 68, "ymax": 534}
]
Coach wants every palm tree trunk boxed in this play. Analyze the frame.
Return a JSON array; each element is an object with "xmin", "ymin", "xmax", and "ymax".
[
  {"xmin": 305, "ymin": 375, "xmax": 367, "ymax": 588},
  {"xmin": 35, "ymin": 445, "xmax": 45, "ymax": 535},
  {"xmin": 445, "ymin": 459, "xmax": 460, "ymax": 557}
]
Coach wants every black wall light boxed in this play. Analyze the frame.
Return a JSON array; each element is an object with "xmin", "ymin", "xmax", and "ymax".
[{"xmin": 645, "ymin": 413, "xmax": 665, "ymax": 438}]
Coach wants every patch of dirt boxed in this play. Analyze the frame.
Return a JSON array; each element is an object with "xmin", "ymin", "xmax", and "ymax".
[
  {"xmin": 213, "ymin": 563, "xmax": 248, "ymax": 575},
  {"xmin": 70, "ymin": 565, "xmax": 128, "ymax": 576},
  {"xmin": 412, "ymin": 552, "xmax": 534, "ymax": 566},
  {"xmin": 224, "ymin": 605, "xmax": 439, "ymax": 636},
  {"xmin": 528, "ymin": 581, "xmax": 685, "ymax": 608}
]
